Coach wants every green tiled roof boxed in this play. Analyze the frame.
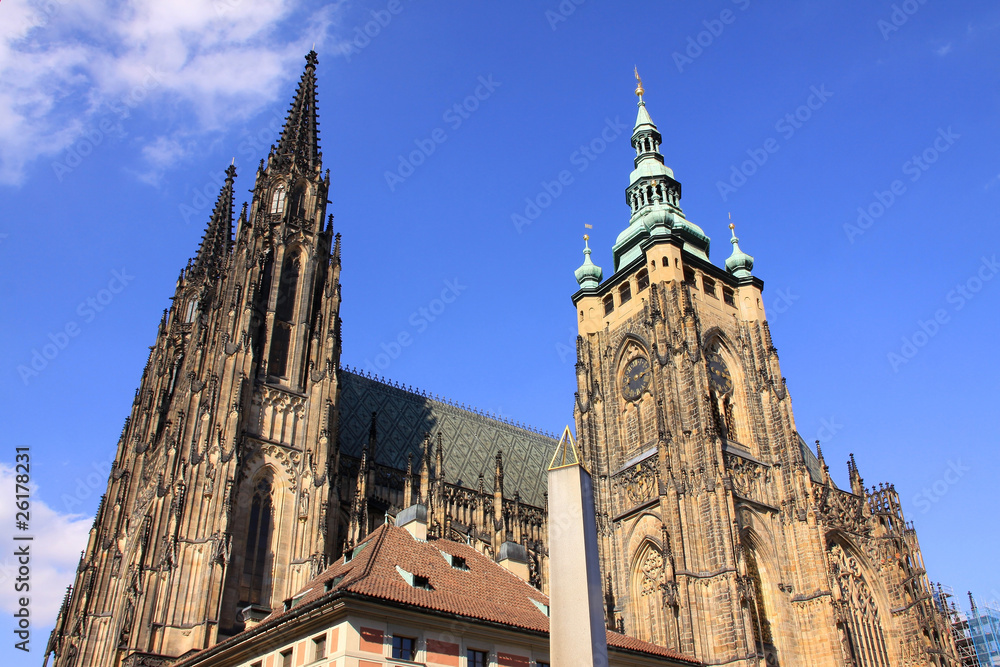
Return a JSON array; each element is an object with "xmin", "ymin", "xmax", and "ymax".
[{"xmin": 338, "ymin": 368, "xmax": 557, "ymax": 507}]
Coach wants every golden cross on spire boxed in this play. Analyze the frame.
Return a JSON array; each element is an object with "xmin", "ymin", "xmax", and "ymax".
[{"xmin": 634, "ymin": 67, "xmax": 645, "ymax": 100}]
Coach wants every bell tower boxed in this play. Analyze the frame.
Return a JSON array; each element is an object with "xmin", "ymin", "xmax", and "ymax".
[{"xmin": 568, "ymin": 72, "xmax": 955, "ymax": 666}]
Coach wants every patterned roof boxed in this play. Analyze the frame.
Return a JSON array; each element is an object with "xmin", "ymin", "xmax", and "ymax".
[
  {"xmin": 261, "ymin": 524, "xmax": 701, "ymax": 665},
  {"xmin": 338, "ymin": 369, "xmax": 558, "ymax": 506}
]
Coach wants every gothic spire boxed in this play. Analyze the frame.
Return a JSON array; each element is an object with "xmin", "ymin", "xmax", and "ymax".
[
  {"xmin": 274, "ymin": 51, "xmax": 321, "ymax": 171},
  {"xmin": 192, "ymin": 164, "xmax": 236, "ymax": 281}
]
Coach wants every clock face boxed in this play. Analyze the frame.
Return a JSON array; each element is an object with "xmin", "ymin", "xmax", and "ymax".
[
  {"xmin": 707, "ymin": 352, "xmax": 734, "ymax": 394},
  {"xmin": 621, "ymin": 356, "xmax": 651, "ymax": 401}
]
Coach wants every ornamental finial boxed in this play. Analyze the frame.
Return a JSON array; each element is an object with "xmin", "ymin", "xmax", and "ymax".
[{"xmin": 634, "ymin": 67, "xmax": 644, "ymax": 100}]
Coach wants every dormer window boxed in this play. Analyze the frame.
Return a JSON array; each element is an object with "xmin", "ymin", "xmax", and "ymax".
[
  {"xmin": 619, "ymin": 281, "xmax": 632, "ymax": 305},
  {"xmin": 603, "ymin": 295, "xmax": 615, "ymax": 316},
  {"xmin": 636, "ymin": 269, "xmax": 649, "ymax": 292}
]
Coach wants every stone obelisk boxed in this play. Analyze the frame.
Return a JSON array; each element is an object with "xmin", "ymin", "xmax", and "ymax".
[{"xmin": 547, "ymin": 426, "xmax": 609, "ymax": 667}]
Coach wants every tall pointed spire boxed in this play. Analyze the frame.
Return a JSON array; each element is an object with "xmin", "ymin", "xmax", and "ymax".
[
  {"xmin": 191, "ymin": 164, "xmax": 236, "ymax": 281},
  {"xmin": 274, "ymin": 51, "xmax": 321, "ymax": 171}
]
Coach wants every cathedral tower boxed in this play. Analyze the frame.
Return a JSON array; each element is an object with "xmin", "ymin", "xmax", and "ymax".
[
  {"xmin": 570, "ymin": 73, "xmax": 959, "ymax": 666},
  {"xmin": 48, "ymin": 52, "xmax": 343, "ymax": 666}
]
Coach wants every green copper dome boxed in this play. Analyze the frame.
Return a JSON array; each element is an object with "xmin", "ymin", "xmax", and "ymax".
[
  {"xmin": 725, "ymin": 224, "xmax": 754, "ymax": 279},
  {"xmin": 575, "ymin": 236, "xmax": 603, "ymax": 289}
]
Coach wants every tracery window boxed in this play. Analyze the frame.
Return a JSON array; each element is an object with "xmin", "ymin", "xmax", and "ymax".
[
  {"xmin": 629, "ymin": 541, "xmax": 672, "ymax": 647},
  {"xmin": 829, "ymin": 543, "xmax": 891, "ymax": 667}
]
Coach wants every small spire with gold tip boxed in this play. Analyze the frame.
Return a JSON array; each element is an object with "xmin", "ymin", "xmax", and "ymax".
[
  {"xmin": 725, "ymin": 214, "xmax": 755, "ymax": 280},
  {"xmin": 575, "ymin": 233, "xmax": 603, "ymax": 289}
]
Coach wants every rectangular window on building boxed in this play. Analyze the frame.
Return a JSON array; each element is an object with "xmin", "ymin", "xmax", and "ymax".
[
  {"xmin": 279, "ymin": 649, "xmax": 292, "ymax": 667},
  {"xmin": 313, "ymin": 633, "xmax": 327, "ymax": 659},
  {"xmin": 723, "ymin": 287, "xmax": 735, "ymax": 307},
  {"xmin": 468, "ymin": 649, "xmax": 489, "ymax": 667},
  {"xmin": 603, "ymin": 294, "xmax": 614, "ymax": 316},
  {"xmin": 392, "ymin": 635, "xmax": 416, "ymax": 660},
  {"xmin": 683, "ymin": 267, "xmax": 696, "ymax": 286}
]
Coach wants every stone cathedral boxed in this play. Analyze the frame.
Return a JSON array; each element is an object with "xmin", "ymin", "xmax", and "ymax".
[{"xmin": 46, "ymin": 55, "xmax": 960, "ymax": 667}]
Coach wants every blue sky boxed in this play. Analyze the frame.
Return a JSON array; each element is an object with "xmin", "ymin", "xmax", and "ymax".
[{"xmin": 2, "ymin": 0, "xmax": 999, "ymax": 655}]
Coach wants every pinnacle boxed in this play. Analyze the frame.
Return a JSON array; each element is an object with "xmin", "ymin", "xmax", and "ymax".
[
  {"xmin": 274, "ymin": 52, "xmax": 321, "ymax": 171},
  {"xmin": 191, "ymin": 164, "xmax": 236, "ymax": 281}
]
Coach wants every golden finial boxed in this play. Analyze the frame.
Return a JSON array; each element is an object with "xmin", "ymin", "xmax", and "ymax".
[
  {"xmin": 634, "ymin": 67, "xmax": 644, "ymax": 100},
  {"xmin": 583, "ymin": 234, "xmax": 590, "ymax": 242},
  {"xmin": 729, "ymin": 212, "xmax": 735, "ymax": 231}
]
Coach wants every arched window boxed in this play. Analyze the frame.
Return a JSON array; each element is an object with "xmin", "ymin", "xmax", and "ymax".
[
  {"xmin": 603, "ymin": 294, "xmax": 615, "ymax": 316},
  {"xmin": 241, "ymin": 476, "xmax": 273, "ymax": 605},
  {"xmin": 184, "ymin": 299, "xmax": 198, "ymax": 323},
  {"xmin": 629, "ymin": 541, "xmax": 674, "ymax": 647},
  {"xmin": 636, "ymin": 269, "xmax": 649, "ymax": 292},
  {"xmin": 829, "ymin": 542, "xmax": 892, "ymax": 667},
  {"xmin": 268, "ymin": 253, "xmax": 300, "ymax": 378},
  {"xmin": 619, "ymin": 281, "xmax": 632, "ymax": 305},
  {"xmin": 743, "ymin": 549, "xmax": 775, "ymax": 656},
  {"xmin": 270, "ymin": 187, "xmax": 286, "ymax": 214}
]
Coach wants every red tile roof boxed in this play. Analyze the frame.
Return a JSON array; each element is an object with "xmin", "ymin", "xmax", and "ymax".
[{"xmin": 264, "ymin": 524, "xmax": 699, "ymax": 665}]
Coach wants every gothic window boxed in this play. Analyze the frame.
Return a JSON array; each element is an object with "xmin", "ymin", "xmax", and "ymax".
[
  {"xmin": 270, "ymin": 187, "xmax": 286, "ymax": 214},
  {"xmin": 184, "ymin": 299, "xmax": 198, "ymax": 323},
  {"xmin": 743, "ymin": 550, "xmax": 774, "ymax": 650},
  {"xmin": 291, "ymin": 187, "xmax": 307, "ymax": 218},
  {"xmin": 241, "ymin": 477, "xmax": 273, "ymax": 605},
  {"xmin": 629, "ymin": 541, "xmax": 672, "ymax": 647},
  {"xmin": 619, "ymin": 281, "xmax": 632, "ymax": 304},
  {"xmin": 603, "ymin": 294, "xmax": 615, "ymax": 316},
  {"xmin": 268, "ymin": 253, "xmax": 300, "ymax": 378},
  {"xmin": 636, "ymin": 269, "xmax": 649, "ymax": 292},
  {"xmin": 829, "ymin": 542, "xmax": 892, "ymax": 667}
]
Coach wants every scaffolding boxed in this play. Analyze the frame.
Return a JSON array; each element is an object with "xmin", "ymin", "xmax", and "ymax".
[{"xmin": 951, "ymin": 591, "xmax": 1000, "ymax": 667}]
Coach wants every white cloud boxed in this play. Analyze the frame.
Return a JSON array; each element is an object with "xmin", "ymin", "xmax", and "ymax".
[
  {"xmin": 0, "ymin": 464, "xmax": 93, "ymax": 629},
  {"xmin": 986, "ymin": 174, "xmax": 1000, "ymax": 191},
  {"xmin": 0, "ymin": 0, "xmax": 347, "ymax": 186},
  {"xmin": 935, "ymin": 43, "xmax": 953, "ymax": 56}
]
